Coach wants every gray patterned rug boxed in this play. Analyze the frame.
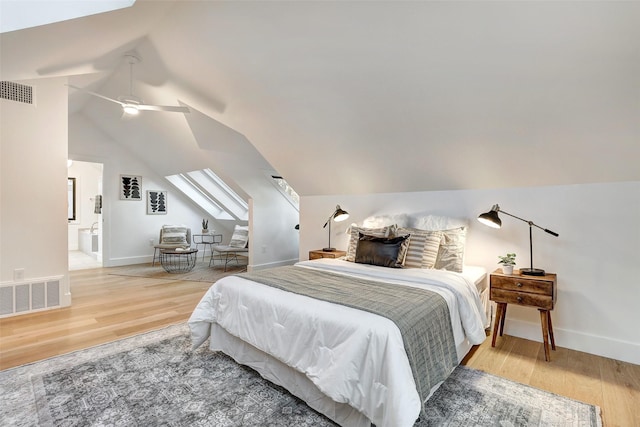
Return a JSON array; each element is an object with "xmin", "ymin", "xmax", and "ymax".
[
  {"xmin": 107, "ymin": 260, "xmax": 246, "ymax": 283},
  {"xmin": 0, "ymin": 324, "xmax": 601, "ymax": 426}
]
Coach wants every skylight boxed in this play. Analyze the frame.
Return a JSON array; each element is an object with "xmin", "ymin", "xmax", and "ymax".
[
  {"xmin": 270, "ymin": 175, "xmax": 299, "ymax": 210},
  {"xmin": 166, "ymin": 168, "xmax": 248, "ymax": 221},
  {"xmin": 0, "ymin": 0, "xmax": 136, "ymax": 33}
]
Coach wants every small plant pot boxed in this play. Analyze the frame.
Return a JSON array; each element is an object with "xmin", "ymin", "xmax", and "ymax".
[
  {"xmin": 501, "ymin": 265, "xmax": 514, "ymax": 275},
  {"xmin": 202, "ymin": 229, "xmax": 209, "ymax": 234}
]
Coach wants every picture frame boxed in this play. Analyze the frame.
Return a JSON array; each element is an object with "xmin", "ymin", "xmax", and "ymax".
[
  {"xmin": 120, "ymin": 175, "xmax": 142, "ymax": 200},
  {"xmin": 147, "ymin": 190, "xmax": 167, "ymax": 215}
]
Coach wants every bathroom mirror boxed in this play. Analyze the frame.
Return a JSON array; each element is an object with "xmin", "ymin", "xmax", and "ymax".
[{"xmin": 68, "ymin": 177, "xmax": 76, "ymax": 221}]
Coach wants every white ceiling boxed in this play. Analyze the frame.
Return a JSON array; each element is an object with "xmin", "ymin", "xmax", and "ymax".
[{"xmin": 1, "ymin": 0, "xmax": 639, "ymax": 196}]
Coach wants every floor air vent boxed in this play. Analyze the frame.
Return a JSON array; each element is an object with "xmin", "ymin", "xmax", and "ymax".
[
  {"xmin": 0, "ymin": 278, "xmax": 61, "ymax": 317},
  {"xmin": 0, "ymin": 81, "xmax": 34, "ymax": 104}
]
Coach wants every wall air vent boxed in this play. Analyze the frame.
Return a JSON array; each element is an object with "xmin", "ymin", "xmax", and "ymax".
[{"xmin": 0, "ymin": 81, "xmax": 34, "ymax": 104}]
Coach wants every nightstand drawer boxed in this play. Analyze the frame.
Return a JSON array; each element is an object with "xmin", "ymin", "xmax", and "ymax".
[
  {"xmin": 490, "ymin": 288, "xmax": 554, "ymax": 310},
  {"xmin": 309, "ymin": 251, "xmax": 325, "ymax": 260},
  {"xmin": 491, "ymin": 276, "xmax": 553, "ymax": 296},
  {"xmin": 309, "ymin": 250, "xmax": 346, "ymax": 260}
]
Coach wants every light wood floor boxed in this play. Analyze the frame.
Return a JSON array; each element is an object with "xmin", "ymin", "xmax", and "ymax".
[{"xmin": 1, "ymin": 267, "xmax": 639, "ymax": 427}]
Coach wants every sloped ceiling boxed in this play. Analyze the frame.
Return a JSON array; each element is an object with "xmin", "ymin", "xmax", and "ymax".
[{"xmin": 1, "ymin": 0, "xmax": 639, "ymax": 196}]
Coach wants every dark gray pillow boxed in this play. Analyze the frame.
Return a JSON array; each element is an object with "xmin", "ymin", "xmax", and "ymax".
[{"xmin": 355, "ymin": 233, "xmax": 410, "ymax": 268}]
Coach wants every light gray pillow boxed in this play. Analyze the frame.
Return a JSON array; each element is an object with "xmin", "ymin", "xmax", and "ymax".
[
  {"xmin": 434, "ymin": 227, "xmax": 467, "ymax": 273},
  {"xmin": 395, "ymin": 227, "xmax": 442, "ymax": 269}
]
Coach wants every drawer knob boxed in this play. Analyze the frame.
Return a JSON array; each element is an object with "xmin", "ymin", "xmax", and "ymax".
[
  {"xmin": 516, "ymin": 282, "xmax": 523, "ymax": 287},
  {"xmin": 517, "ymin": 296, "xmax": 523, "ymax": 303}
]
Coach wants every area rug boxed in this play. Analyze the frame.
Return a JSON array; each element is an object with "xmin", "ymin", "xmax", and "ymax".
[
  {"xmin": 0, "ymin": 324, "xmax": 602, "ymax": 427},
  {"xmin": 106, "ymin": 259, "xmax": 246, "ymax": 283}
]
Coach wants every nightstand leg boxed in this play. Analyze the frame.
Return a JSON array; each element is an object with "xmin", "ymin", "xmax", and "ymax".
[
  {"xmin": 539, "ymin": 310, "xmax": 551, "ymax": 362},
  {"xmin": 492, "ymin": 303, "xmax": 506, "ymax": 347},
  {"xmin": 547, "ymin": 311, "xmax": 556, "ymax": 350},
  {"xmin": 499, "ymin": 304, "xmax": 507, "ymax": 337}
]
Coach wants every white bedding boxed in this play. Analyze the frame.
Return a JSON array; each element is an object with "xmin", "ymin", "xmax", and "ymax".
[{"xmin": 188, "ymin": 259, "xmax": 487, "ymax": 427}]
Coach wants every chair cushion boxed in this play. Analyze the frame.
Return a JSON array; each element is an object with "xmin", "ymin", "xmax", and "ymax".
[
  {"xmin": 161, "ymin": 225, "xmax": 189, "ymax": 245},
  {"xmin": 228, "ymin": 225, "xmax": 249, "ymax": 248},
  {"xmin": 213, "ymin": 245, "xmax": 249, "ymax": 253}
]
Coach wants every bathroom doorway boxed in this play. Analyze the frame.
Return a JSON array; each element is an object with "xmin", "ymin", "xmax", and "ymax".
[{"xmin": 68, "ymin": 160, "xmax": 103, "ymax": 270}]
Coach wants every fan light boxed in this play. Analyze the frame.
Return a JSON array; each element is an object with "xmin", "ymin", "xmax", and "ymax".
[{"xmin": 122, "ymin": 104, "xmax": 139, "ymax": 115}]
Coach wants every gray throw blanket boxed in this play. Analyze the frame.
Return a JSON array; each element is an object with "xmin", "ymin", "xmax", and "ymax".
[{"xmin": 238, "ymin": 265, "xmax": 458, "ymax": 417}]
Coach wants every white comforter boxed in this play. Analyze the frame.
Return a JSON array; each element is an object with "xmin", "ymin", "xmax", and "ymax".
[{"xmin": 188, "ymin": 259, "xmax": 487, "ymax": 427}]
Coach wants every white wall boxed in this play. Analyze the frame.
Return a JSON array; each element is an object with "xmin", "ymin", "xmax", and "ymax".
[
  {"xmin": 248, "ymin": 187, "xmax": 300, "ymax": 271},
  {"xmin": 0, "ymin": 78, "xmax": 71, "ymax": 305},
  {"xmin": 300, "ymin": 181, "xmax": 640, "ymax": 365}
]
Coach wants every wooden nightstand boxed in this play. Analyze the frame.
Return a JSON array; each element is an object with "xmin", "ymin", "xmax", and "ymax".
[
  {"xmin": 309, "ymin": 249, "xmax": 346, "ymax": 260},
  {"xmin": 490, "ymin": 269, "xmax": 557, "ymax": 361}
]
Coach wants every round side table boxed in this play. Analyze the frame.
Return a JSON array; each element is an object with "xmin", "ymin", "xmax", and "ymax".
[{"xmin": 159, "ymin": 248, "xmax": 198, "ymax": 273}]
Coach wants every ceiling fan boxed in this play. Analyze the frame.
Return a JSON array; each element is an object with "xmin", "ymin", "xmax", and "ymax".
[{"xmin": 67, "ymin": 53, "xmax": 190, "ymax": 116}]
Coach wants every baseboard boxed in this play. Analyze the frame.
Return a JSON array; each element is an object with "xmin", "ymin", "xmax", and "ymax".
[
  {"xmin": 248, "ymin": 258, "xmax": 298, "ymax": 271},
  {"xmin": 104, "ymin": 256, "xmax": 152, "ymax": 267},
  {"xmin": 504, "ymin": 318, "xmax": 640, "ymax": 365}
]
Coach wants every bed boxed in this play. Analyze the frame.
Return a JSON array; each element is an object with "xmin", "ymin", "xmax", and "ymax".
[{"xmin": 189, "ymin": 219, "xmax": 489, "ymax": 427}]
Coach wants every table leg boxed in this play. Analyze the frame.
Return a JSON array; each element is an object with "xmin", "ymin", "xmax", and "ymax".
[
  {"xmin": 547, "ymin": 310, "xmax": 556, "ymax": 350},
  {"xmin": 492, "ymin": 303, "xmax": 505, "ymax": 347},
  {"xmin": 499, "ymin": 304, "xmax": 507, "ymax": 336},
  {"xmin": 539, "ymin": 309, "xmax": 551, "ymax": 361}
]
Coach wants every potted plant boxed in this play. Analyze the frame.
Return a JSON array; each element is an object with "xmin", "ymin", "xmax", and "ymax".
[
  {"xmin": 201, "ymin": 219, "xmax": 209, "ymax": 234},
  {"xmin": 498, "ymin": 253, "xmax": 516, "ymax": 275}
]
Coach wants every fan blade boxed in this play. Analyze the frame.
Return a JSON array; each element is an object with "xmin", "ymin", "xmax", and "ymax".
[
  {"xmin": 66, "ymin": 84, "xmax": 124, "ymax": 107},
  {"xmin": 137, "ymin": 104, "xmax": 190, "ymax": 113}
]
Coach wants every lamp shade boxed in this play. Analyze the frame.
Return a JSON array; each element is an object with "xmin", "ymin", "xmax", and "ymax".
[
  {"xmin": 477, "ymin": 204, "xmax": 501, "ymax": 228},
  {"xmin": 333, "ymin": 206, "xmax": 349, "ymax": 222}
]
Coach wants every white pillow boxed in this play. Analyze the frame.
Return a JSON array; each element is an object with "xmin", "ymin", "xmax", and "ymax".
[
  {"xmin": 409, "ymin": 214, "xmax": 468, "ymax": 231},
  {"xmin": 362, "ymin": 213, "xmax": 410, "ymax": 229}
]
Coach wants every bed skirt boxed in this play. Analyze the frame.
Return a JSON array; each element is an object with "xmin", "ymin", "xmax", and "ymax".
[{"xmin": 207, "ymin": 323, "xmax": 474, "ymax": 427}]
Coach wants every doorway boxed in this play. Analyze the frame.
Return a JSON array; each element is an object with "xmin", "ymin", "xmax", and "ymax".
[{"xmin": 68, "ymin": 160, "xmax": 103, "ymax": 270}]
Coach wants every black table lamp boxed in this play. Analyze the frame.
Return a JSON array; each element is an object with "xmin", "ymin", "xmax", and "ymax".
[
  {"xmin": 478, "ymin": 204, "xmax": 559, "ymax": 276},
  {"xmin": 323, "ymin": 204, "xmax": 349, "ymax": 251}
]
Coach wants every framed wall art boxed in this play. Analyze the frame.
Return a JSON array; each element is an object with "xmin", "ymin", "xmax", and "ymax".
[
  {"xmin": 147, "ymin": 190, "xmax": 167, "ymax": 215},
  {"xmin": 120, "ymin": 175, "xmax": 142, "ymax": 200}
]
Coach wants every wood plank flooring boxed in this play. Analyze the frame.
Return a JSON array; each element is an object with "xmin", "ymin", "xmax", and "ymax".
[{"xmin": 2, "ymin": 266, "xmax": 639, "ymax": 426}]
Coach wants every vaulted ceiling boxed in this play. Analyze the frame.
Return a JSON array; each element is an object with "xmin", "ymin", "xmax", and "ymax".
[{"xmin": 2, "ymin": 0, "xmax": 639, "ymax": 196}]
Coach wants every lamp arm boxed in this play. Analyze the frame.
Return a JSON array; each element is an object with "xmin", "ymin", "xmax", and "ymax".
[
  {"xmin": 499, "ymin": 209, "xmax": 559, "ymax": 237},
  {"xmin": 323, "ymin": 206, "xmax": 340, "ymax": 228}
]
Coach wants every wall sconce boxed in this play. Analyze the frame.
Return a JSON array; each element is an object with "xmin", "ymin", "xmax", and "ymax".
[
  {"xmin": 478, "ymin": 204, "xmax": 558, "ymax": 276},
  {"xmin": 322, "ymin": 205, "xmax": 349, "ymax": 252}
]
